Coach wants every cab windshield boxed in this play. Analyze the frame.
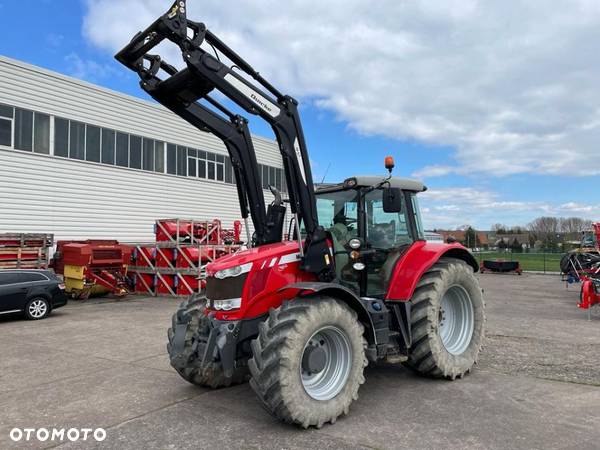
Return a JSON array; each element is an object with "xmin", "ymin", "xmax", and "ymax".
[{"xmin": 364, "ymin": 190, "xmax": 413, "ymax": 249}]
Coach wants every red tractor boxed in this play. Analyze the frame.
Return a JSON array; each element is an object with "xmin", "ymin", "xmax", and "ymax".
[{"xmin": 116, "ymin": 1, "xmax": 485, "ymax": 428}]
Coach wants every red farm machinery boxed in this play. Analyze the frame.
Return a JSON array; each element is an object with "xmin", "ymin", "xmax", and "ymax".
[
  {"xmin": 115, "ymin": 0, "xmax": 486, "ymax": 428},
  {"xmin": 561, "ymin": 222, "xmax": 600, "ymax": 281},
  {"xmin": 574, "ymin": 223, "xmax": 600, "ymax": 319},
  {"xmin": 579, "ymin": 277, "xmax": 600, "ymax": 320},
  {"xmin": 52, "ymin": 241, "xmax": 131, "ymax": 299}
]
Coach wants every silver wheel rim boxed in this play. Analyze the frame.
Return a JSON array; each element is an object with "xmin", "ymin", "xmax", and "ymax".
[
  {"xmin": 300, "ymin": 326, "xmax": 352, "ymax": 401},
  {"xmin": 29, "ymin": 299, "xmax": 47, "ymax": 318},
  {"xmin": 439, "ymin": 285, "xmax": 474, "ymax": 355}
]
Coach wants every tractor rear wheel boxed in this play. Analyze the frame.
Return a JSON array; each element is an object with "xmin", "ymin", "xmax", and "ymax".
[
  {"xmin": 407, "ymin": 258, "xmax": 485, "ymax": 379},
  {"xmin": 248, "ymin": 297, "xmax": 367, "ymax": 428},
  {"xmin": 167, "ymin": 295, "xmax": 248, "ymax": 388}
]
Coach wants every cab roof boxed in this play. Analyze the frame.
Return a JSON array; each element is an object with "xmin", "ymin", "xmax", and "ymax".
[{"xmin": 316, "ymin": 176, "xmax": 427, "ymax": 193}]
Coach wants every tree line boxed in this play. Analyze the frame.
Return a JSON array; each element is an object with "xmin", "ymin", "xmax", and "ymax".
[
  {"xmin": 492, "ymin": 217, "xmax": 593, "ymax": 235},
  {"xmin": 437, "ymin": 217, "xmax": 595, "ymax": 252}
]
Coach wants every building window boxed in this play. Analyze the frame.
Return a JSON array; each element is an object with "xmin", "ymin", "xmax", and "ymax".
[
  {"xmin": 225, "ymin": 157, "xmax": 233, "ymax": 184},
  {"xmin": 216, "ymin": 154, "xmax": 225, "ymax": 182},
  {"xmin": 0, "ymin": 104, "xmax": 13, "ymax": 119},
  {"xmin": 115, "ymin": 132, "xmax": 129, "ymax": 167},
  {"xmin": 177, "ymin": 145, "xmax": 187, "ymax": 176},
  {"xmin": 0, "ymin": 104, "xmax": 13, "ymax": 147},
  {"xmin": 101, "ymin": 129, "xmax": 115, "ymax": 165},
  {"xmin": 129, "ymin": 135, "xmax": 142, "ymax": 169},
  {"xmin": 166, "ymin": 143, "xmax": 176, "ymax": 175},
  {"xmin": 33, "ymin": 113, "xmax": 50, "ymax": 154},
  {"xmin": 154, "ymin": 141, "xmax": 165, "ymax": 173},
  {"xmin": 197, "ymin": 150, "xmax": 206, "ymax": 178},
  {"xmin": 0, "ymin": 103, "xmax": 285, "ymax": 188},
  {"xmin": 206, "ymin": 152, "xmax": 215, "ymax": 180},
  {"xmin": 187, "ymin": 148, "xmax": 197, "ymax": 177},
  {"xmin": 69, "ymin": 120, "xmax": 85, "ymax": 160},
  {"xmin": 142, "ymin": 138, "xmax": 155, "ymax": 171},
  {"xmin": 85, "ymin": 125, "xmax": 101, "ymax": 162},
  {"xmin": 274, "ymin": 168, "xmax": 281, "ymax": 191},
  {"xmin": 54, "ymin": 117, "xmax": 69, "ymax": 157},
  {"xmin": 14, "ymin": 108, "xmax": 33, "ymax": 151}
]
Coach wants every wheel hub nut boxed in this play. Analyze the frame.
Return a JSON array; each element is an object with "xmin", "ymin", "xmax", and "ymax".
[{"xmin": 302, "ymin": 345, "xmax": 326, "ymax": 374}]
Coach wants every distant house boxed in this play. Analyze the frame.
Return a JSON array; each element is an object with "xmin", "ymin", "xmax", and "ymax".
[
  {"xmin": 435, "ymin": 230, "xmax": 489, "ymax": 248},
  {"xmin": 495, "ymin": 234, "xmax": 530, "ymax": 247}
]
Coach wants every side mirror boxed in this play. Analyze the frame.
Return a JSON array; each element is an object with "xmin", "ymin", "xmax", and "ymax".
[{"xmin": 383, "ymin": 187, "xmax": 403, "ymax": 213}]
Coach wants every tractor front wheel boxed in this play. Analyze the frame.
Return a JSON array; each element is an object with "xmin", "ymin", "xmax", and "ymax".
[
  {"xmin": 407, "ymin": 258, "xmax": 485, "ymax": 379},
  {"xmin": 167, "ymin": 295, "xmax": 249, "ymax": 388},
  {"xmin": 248, "ymin": 297, "xmax": 367, "ymax": 428}
]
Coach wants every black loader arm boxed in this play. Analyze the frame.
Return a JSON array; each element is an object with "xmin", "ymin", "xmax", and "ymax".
[
  {"xmin": 115, "ymin": 12, "xmax": 283, "ymax": 246},
  {"xmin": 115, "ymin": 0, "xmax": 334, "ymax": 279}
]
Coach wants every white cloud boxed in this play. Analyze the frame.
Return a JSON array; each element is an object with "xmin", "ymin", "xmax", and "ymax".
[
  {"xmin": 64, "ymin": 52, "xmax": 121, "ymax": 82},
  {"xmin": 419, "ymin": 187, "xmax": 600, "ymax": 229},
  {"xmin": 83, "ymin": 0, "xmax": 600, "ymax": 179},
  {"xmin": 412, "ymin": 165, "xmax": 458, "ymax": 179},
  {"xmin": 559, "ymin": 202, "xmax": 595, "ymax": 213}
]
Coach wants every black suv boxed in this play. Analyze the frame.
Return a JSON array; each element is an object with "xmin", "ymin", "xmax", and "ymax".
[{"xmin": 0, "ymin": 270, "xmax": 68, "ymax": 320}]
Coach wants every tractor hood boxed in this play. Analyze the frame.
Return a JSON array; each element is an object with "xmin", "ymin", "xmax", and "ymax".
[{"xmin": 206, "ymin": 241, "xmax": 301, "ymax": 276}]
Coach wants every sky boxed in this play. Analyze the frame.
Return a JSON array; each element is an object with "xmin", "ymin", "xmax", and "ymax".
[{"xmin": 1, "ymin": 0, "xmax": 600, "ymax": 230}]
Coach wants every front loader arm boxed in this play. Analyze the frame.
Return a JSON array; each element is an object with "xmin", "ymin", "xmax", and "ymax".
[
  {"xmin": 115, "ymin": 50, "xmax": 280, "ymax": 245},
  {"xmin": 115, "ymin": 0, "xmax": 334, "ymax": 279}
]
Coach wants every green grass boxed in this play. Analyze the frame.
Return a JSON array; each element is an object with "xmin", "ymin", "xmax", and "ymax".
[{"xmin": 472, "ymin": 251, "xmax": 562, "ymax": 273}]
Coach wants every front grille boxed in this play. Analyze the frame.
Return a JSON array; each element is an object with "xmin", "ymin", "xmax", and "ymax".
[{"xmin": 206, "ymin": 274, "xmax": 248, "ymax": 300}]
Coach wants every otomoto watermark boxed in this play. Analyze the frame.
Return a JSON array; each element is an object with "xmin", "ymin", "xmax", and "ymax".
[{"xmin": 9, "ymin": 428, "xmax": 107, "ymax": 443}]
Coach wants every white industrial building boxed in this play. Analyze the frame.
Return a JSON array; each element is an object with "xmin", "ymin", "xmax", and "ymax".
[{"xmin": 0, "ymin": 56, "xmax": 286, "ymax": 243}]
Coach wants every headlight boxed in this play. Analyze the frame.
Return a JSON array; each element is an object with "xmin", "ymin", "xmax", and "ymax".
[
  {"xmin": 353, "ymin": 262, "xmax": 366, "ymax": 271},
  {"xmin": 214, "ymin": 262, "xmax": 253, "ymax": 279},
  {"xmin": 349, "ymin": 238, "xmax": 361, "ymax": 250},
  {"xmin": 212, "ymin": 298, "xmax": 242, "ymax": 311}
]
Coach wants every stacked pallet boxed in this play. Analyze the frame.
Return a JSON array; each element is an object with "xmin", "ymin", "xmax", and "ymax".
[
  {"xmin": 129, "ymin": 219, "xmax": 242, "ymax": 297},
  {"xmin": 0, "ymin": 233, "xmax": 54, "ymax": 269}
]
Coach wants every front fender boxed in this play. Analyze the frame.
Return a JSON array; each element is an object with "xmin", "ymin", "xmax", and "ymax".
[
  {"xmin": 278, "ymin": 282, "xmax": 378, "ymax": 346},
  {"xmin": 385, "ymin": 241, "xmax": 478, "ymax": 301}
]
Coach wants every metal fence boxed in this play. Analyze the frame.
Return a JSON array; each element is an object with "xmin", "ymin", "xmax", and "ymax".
[{"xmin": 471, "ymin": 250, "xmax": 563, "ymax": 274}]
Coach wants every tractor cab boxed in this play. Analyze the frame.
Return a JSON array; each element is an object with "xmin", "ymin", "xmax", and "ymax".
[{"xmin": 315, "ymin": 176, "xmax": 426, "ymax": 298}]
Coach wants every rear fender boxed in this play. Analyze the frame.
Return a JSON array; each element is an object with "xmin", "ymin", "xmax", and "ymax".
[
  {"xmin": 385, "ymin": 241, "xmax": 478, "ymax": 301},
  {"xmin": 278, "ymin": 282, "xmax": 378, "ymax": 346}
]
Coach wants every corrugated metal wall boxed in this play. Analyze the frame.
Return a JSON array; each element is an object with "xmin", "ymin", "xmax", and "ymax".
[{"xmin": 0, "ymin": 56, "xmax": 284, "ymax": 242}]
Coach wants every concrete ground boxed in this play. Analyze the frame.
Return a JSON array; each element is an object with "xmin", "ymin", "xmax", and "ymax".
[{"xmin": 0, "ymin": 273, "xmax": 599, "ymax": 450}]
